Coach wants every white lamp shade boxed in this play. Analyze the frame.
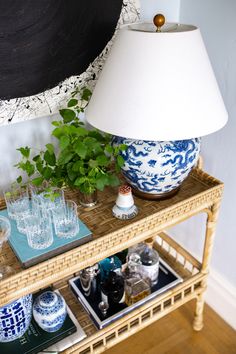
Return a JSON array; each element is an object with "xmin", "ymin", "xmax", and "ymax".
[{"xmin": 86, "ymin": 23, "xmax": 228, "ymax": 141}]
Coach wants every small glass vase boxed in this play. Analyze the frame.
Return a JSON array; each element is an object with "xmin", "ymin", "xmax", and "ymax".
[{"xmin": 79, "ymin": 191, "xmax": 97, "ymax": 207}]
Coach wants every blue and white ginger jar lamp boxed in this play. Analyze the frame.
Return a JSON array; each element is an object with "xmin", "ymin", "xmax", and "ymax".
[
  {"xmin": 33, "ymin": 291, "xmax": 67, "ymax": 333},
  {"xmin": 0, "ymin": 294, "xmax": 32, "ymax": 343},
  {"xmin": 86, "ymin": 16, "xmax": 228, "ymax": 199},
  {"xmin": 112, "ymin": 137, "xmax": 201, "ymax": 198}
]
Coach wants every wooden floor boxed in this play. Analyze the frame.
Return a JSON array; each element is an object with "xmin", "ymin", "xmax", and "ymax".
[{"xmin": 105, "ymin": 300, "xmax": 236, "ymax": 354}]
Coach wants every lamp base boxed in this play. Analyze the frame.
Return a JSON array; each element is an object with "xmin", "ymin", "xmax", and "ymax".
[
  {"xmin": 131, "ymin": 185, "xmax": 180, "ymax": 200},
  {"xmin": 113, "ymin": 137, "xmax": 201, "ymax": 200}
]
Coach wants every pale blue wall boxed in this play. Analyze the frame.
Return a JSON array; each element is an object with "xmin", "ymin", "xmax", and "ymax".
[
  {"xmin": 178, "ymin": 0, "xmax": 236, "ymax": 286},
  {"xmin": 141, "ymin": 0, "xmax": 236, "ymax": 290},
  {"xmin": 140, "ymin": 0, "xmax": 180, "ymax": 21}
]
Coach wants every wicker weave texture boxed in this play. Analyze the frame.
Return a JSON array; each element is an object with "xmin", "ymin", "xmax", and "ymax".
[
  {"xmin": 0, "ymin": 169, "xmax": 223, "ymax": 307},
  {"xmin": 0, "ymin": 168, "xmax": 224, "ymax": 353}
]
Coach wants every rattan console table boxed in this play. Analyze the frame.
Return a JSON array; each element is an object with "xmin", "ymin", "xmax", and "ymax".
[{"xmin": 0, "ymin": 167, "xmax": 223, "ymax": 354}]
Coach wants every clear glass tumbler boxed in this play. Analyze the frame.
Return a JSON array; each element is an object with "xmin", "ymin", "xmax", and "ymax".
[
  {"xmin": 52, "ymin": 200, "xmax": 79, "ymax": 239},
  {"xmin": 30, "ymin": 184, "xmax": 65, "ymax": 213},
  {"xmin": 24, "ymin": 212, "xmax": 53, "ymax": 249},
  {"xmin": 0, "ymin": 216, "xmax": 14, "ymax": 279},
  {"xmin": 4, "ymin": 187, "xmax": 29, "ymax": 220}
]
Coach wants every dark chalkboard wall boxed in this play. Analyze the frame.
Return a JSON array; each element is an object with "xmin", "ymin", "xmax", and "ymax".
[{"xmin": 0, "ymin": 0, "xmax": 122, "ymax": 99}]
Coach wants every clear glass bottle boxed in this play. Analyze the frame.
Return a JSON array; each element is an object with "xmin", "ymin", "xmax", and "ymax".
[
  {"xmin": 127, "ymin": 242, "xmax": 146, "ymax": 258},
  {"xmin": 139, "ymin": 245, "xmax": 159, "ymax": 284},
  {"xmin": 123, "ymin": 253, "xmax": 151, "ymax": 306},
  {"xmin": 125, "ymin": 276, "xmax": 150, "ymax": 306}
]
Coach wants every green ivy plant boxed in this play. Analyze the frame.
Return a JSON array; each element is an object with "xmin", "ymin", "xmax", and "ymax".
[{"xmin": 15, "ymin": 87, "xmax": 126, "ymax": 196}]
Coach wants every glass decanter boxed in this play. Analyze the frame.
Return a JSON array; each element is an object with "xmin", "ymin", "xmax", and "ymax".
[{"xmin": 124, "ymin": 253, "xmax": 151, "ymax": 306}]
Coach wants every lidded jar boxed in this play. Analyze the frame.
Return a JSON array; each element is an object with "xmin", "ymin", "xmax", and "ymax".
[
  {"xmin": 115, "ymin": 185, "xmax": 134, "ymax": 209},
  {"xmin": 33, "ymin": 291, "xmax": 67, "ymax": 333},
  {"xmin": 0, "ymin": 294, "xmax": 32, "ymax": 343},
  {"xmin": 112, "ymin": 185, "xmax": 138, "ymax": 220}
]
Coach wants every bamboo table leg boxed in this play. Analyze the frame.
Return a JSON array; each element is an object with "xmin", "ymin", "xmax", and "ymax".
[{"xmin": 193, "ymin": 201, "xmax": 221, "ymax": 331}]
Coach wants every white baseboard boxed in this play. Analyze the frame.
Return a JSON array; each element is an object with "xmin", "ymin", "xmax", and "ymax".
[{"xmin": 205, "ymin": 269, "xmax": 236, "ymax": 330}]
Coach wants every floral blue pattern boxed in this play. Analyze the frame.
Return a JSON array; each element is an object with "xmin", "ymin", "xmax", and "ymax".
[
  {"xmin": 0, "ymin": 294, "xmax": 32, "ymax": 343},
  {"xmin": 33, "ymin": 291, "xmax": 67, "ymax": 333},
  {"xmin": 113, "ymin": 137, "xmax": 201, "ymax": 194}
]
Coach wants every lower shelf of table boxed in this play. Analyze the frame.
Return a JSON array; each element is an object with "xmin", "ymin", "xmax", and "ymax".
[{"xmin": 52, "ymin": 233, "xmax": 206, "ymax": 354}]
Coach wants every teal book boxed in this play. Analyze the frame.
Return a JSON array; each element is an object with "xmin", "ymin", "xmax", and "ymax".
[
  {"xmin": 0, "ymin": 208, "xmax": 92, "ymax": 268},
  {"xmin": 0, "ymin": 289, "xmax": 77, "ymax": 354}
]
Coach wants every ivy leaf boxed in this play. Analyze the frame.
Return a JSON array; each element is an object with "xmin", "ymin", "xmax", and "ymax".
[
  {"xmin": 67, "ymin": 99, "xmax": 78, "ymax": 107},
  {"xmin": 74, "ymin": 127, "xmax": 88, "ymax": 137},
  {"xmin": 93, "ymin": 143, "xmax": 103, "ymax": 155},
  {"xmin": 59, "ymin": 109, "xmax": 76, "ymax": 123},
  {"xmin": 31, "ymin": 176, "xmax": 44, "ymax": 186},
  {"xmin": 96, "ymin": 175, "xmax": 108, "ymax": 191},
  {"xmin": 67, "ymin": 167, "xmax": 77, "ymax": 181},
  {"xmin": 88, "ymin": 168, "xmax": 96, "ymax": 177},
  {"xmin": 58, "ymin": 149, "xmax": 74, "ymax": 165},
  {"xmin": 59, "ymin": 136, "xmax": 70, "ymax": 150},
  {"xmin": 16, "ymin": 176, "xmax": 22, "ymax": 184},
  {"xmin": 96, "ymin": 155, "xmax": 109, "ymax": 166},
  {"xmin": 74, "ymin": 176, "xmax": 87, "ymax": 186},
  {"xmin": 74, "ymin": 141, "xmax": 87, "ymax": 159},
  {"xmin": 46, "ymin": 143, "xmax": 54, "ymax": 155},
  {"xmin": 88, "ymin": 159, "xmax": 98, "ymax": 168},
  {"xmin": 42, "ymin": 166, "xmax": 53, "ymax": 180},
  {"xmin": 79, "ymin": 166, "xmax": 86, "ymax": 175},
  {"xmin": 36, "ymin": 159, "xmax": 44, "ymax": 174},
  {"xmin": 81, "ymin": 88, "xmax": 92, "ymax": 101},
  {"xmin": 51, "ymin": 120, "xmax": 61, "ymax": 127},
  {"xmin": 24, "ymin": 161, "xmax": 35, "ymax": 176},
  {"xmin": 117, "ymin": 155, "xmax": 125, "ymax": 168},
  {"xmin": 44, "ymin": 150, "xmax": 56, "ymax": 166},
  {"xmin": 88, "ymin": 130, "xmax": 105, "ymax": 141},
  {"xmin": 84, "ymin": 137, "xmax": 97, "ymax": 145},
  {"xmin": 72, "ymin": 160, "xmax": 83, "ymax": 172},
  {"xmin": 105, "ymin": 144, "xmax": 113, "ymax": 154},
  {"xmin": 32, "ymin": 154, "xmax": 41, "ymax": 162},
  {"xmin": 52, "ymin": 127, "xmax": 64, "ymax": 139},
  {"xmin": 108, "ymin": 174, "xmax": 120, "ymax": 187},
  {"xmin": 17, "ymin": 147, "xmax": 30, "ymax": 159}
]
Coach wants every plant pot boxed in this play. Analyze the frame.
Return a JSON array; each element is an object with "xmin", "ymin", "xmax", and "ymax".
[
  {"xmin": 79, "ymin": 191, "xmax": 98, "ymax": 207},
  {"xmin": 64, "ymin": 188, "xmax": 81, "ymax": 203},
  {"xmin": 64, "ymin": 188, "xmax": 98, "ymax": 207}
]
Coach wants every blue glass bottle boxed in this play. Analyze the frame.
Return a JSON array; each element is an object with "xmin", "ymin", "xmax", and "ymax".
[{"xmin": 99, "ymin": 256, "xmax": 122, "ymax": 281}]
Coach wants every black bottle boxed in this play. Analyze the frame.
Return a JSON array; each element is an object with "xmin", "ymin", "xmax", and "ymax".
[{"xmin": 100, "ymin": 271, "xmax": 125, "ymax": 307}]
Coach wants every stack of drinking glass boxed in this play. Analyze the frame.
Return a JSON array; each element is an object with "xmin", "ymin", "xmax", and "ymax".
[{"xmin": 4, "ymin": 185, "xmax": 79, "ymax": 250}]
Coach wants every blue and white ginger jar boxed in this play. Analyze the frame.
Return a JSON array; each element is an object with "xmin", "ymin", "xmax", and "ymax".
[
  {"xmin": 0, "ymin": 294, "xmax": 32, "ymax": 343},
  {"xmin": 33, "ymin": 291, "xmax": 67, "ymax": 333},
  {"xmin": 113, "ymin": 137, "xmax": 201, "ymax": 196}
]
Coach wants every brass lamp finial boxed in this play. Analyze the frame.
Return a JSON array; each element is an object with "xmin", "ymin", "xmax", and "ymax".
[{"xmin": 153, "ymin": 14, "xmax": 165, "ymax": 32}]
